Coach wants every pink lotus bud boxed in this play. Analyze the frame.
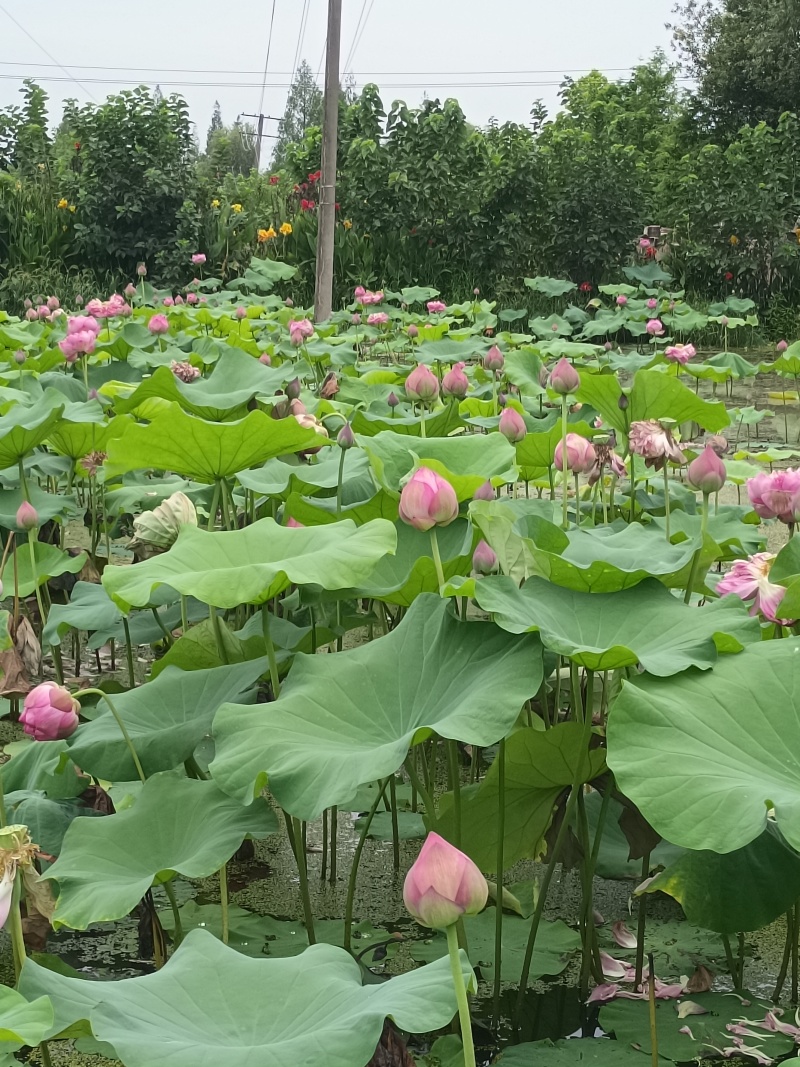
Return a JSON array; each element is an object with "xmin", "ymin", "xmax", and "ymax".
[
  {"xmin": 25, "ymin": 308, "xmax": 37, "ymax": 321},
  {"xmin": 259, "ymin": 353, "xmax": 272, "ymax": 365},
  {"xmin": 646, "ymin": 318, "xmax": 664, "ymax": 336},
  {"xmin": 136, "ymin": 262, "xmax": 147, "ymax": 277},
  {"xmin": 148, "ymin": 314, "xmax": 170, "ymax": 335},
  {"xmin": 554, "ymin": 433, "xmax": 597, "ymax": 474},
  {"xmin": 720, "ymin": 315, "xmax": 729, "ymax": 327},
  {"xmin": 483, "ymin": 345, "xmax": 504, "ymax": 372},
  {"xmin": 191, "ymin": 253, "xmax": 207, "ymax": 266},
  {"xmin": 442, "ymin": 361, "xmax": 469, "ymax": 398},
  {"xmin": 124, "ymin": 282, "xmax": 137, "ymax": 297},
  {"xmin": 473, "ymin": 540, "xmax": 498, "ymax": 575},
  {"xmin": 285, "ymin": 516, "xmax": 304, "ymax": 528},
  {"xmin": 387, "ymin": 392, "xmax": 399, "ymax": 408},
  {"xmin": 286, "ymin": 377, "xmax": 301, "ymax": 401},
  {"xmin": 175, "ymin": 294, "xmax": 184, "ymax": 305},
  {"xmin": 498, "ymin": 391, "xmax": 507, "ymax": 408},
  {"xmin": 23, "ymin": 299, "xmax": 32, "ymax": 309},
  {"xmin": 187, "ymin": 292, "xmax": 199, "ymax": 305},
  {"xmin": 616, "ymin": 295, "xmax": 628, "ymax": 307},
  {"xmin": 236, "ymin": 306, "xmax": 247, "ymax": 321},
  {"xmin": 403, "ymin": 832, "xmax": 488, "ymax": 929},
  {"xmin": 13, "ymin": 350, "xmax": 25, "ymax": 365},
  {"xmin": 289, "ymin": 399, "xmax": 307, "ymax": 417},
  {"xmin": 399, "ymin": 467, "xmax": 459, "ymax": 531},
  {"xmin": 407, "ymin": 324, "xmax": 419, "ymax": 339},
  {"xmin": 647, "ymin": 298, "xmax": 658, "ymax": 310},
  {"xmin": 354, "ymin": 286, "xmax": 366, "ymax": 302},
  {"xmin": 687, "ymin": 445, "xmax": 726, "ymax": 495},
  {"xmin": 163, "ymin": 296, "xmax": 175, "ymax": 307},
  {"xmin": 337, "ymin": 422, "xmax": 355, "ymax": 450},
  {"xmin": 351, "ymin": 313, "xmax": 362, "ymax": 325},
  {"xmin": 0, "ymin": 868, "xmax": 13, "ymax": 931},
  {"xmin": 473, "ymin": 480, "xmax": 495, "ymax": 501},
  {"xmin": 777, "ymin": 340, "xmax": 789, "ymax": 353},
  {"xmin": 498, "ymin": 407, "xmax": 526, "ymax": 443},
  {"xmin": 75, "ymin": 294, "xmax": 84, "ymax": 306},
  {"xmin": 548, "ymin": 357, "xmax": 580, "ymax": 395},
  {"xmin": 604, "ymin": 341, "xmax": 613, "ymax": 351},
  {"xmin": 20, "ymin": 682, "xmax": 80, "ymax": 741},
  {"xmin": 427, "ymin": 300, "xmax": 446, "ymax": 314},
  {"xmin": 285, "ymin": 298, "xmax": 294, "ymax": 308},
  {"xmin": 47, "ymin": 296, "xmax": 60, "ymax": 311},
  {"xmin": 16, "ymin": 501, "xmax": 38, "ymax": 530},
  {"xmin": 405, "ymin": 364, "xmax": 439, "ymax": 402},
  {"xmin": 473, "ymin": 287, "xmax": 480, "ymax": 296},
  {"xmin": 37, "ymin": 305, "xmax": 49, "ymax": 319}
]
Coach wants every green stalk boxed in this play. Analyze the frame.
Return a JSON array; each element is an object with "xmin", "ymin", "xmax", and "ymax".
[
  {"xmin": 419, "ymin": 404, "xmax": 427, "ymax": 438},
  {"xmin": 404, "ymin": 754, "xmax": 436, "ymax": 817},
  {"xmin": 492, "ymin": 737, "xmax": 506, "ymax": 1029},
  {"xmin": 683, "ymin": 492, "xmax": 710, "ymax": 605},
  {"xmin": 429, "ymin": 528, "xmax": 446, "ymax": 592},
  {"xmin": 26, "ymin": 531, "xmax": 47, "ymax": 632},
  {"xmin": 122, "ymin": 616, "xmax": 136, "ymax": 687},
  {"xmin": 163, "ymin": 879, "xmax": 184, "ymax": 946},
  {"xmin": 447, "ymin": 739, "xmax": 462, "ymax": 847},
  {"xmin": 561, "ymin": 395, "xmax": 569, "ymax": 529},
  {"xmin": 208, "ymin": 606, "xmax": 230, "ymax": 665},
  {"xmin": 283, "ymin": 813, "xmax": 316, "ymax": 945},
  {"xmin": 446, "ymin": 923, "xmax": 476, "ymax": 1067},
  {"xmin": 75, "ymin": 688, "xmax": 146, "ymax": 782},
  {"xmin": 335, "ymin": 444, "xmax": 347, "ymax": 518},
  {"xmin": 634, "ymin": 851, "xmax": 652, "ymax": 988},
  {"xmin": 261, "ymin": 603, "xmax": 281, "ymax": 698},
  {"xmin": 648, "ymin": 952, "xmax": 659, "ymax": 1067},
  {"xmin": 207, "ymin": 480, "xmax": 221, "ymax": 530},
  {"xmin": 343, "ymin": 780, "xmax": 388, "ymax": 953},
  {"xmin": 219, "ymin": 862, "xmax": 229, "ymax": 944},
  {"xmin": 663, "ymin": 464, "xmax": 671, "ymax": 542},
  {"xmin": 329, "ymin": 806, "xmax": 338, "ymax": 885},
  {"xmin": 389, "ymin": 776, "xmax": 401, "ymax": 872}
]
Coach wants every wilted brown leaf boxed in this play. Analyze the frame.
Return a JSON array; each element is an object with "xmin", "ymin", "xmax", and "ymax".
[{"xmin": 0, "ymin": 646, "xmax": 31, "ymax": 696}]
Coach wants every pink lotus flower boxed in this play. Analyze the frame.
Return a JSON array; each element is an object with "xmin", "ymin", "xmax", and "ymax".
[
  {"xmin": 367, "ymin": 312, "xmax": 389, "ymax": 326},
  {"xmin": 427, "ymin": 300, "xmax": 446, "ymax": 314},
  {"xmin": 664, "ymin": 343, "xmax": 696, "ymax": 364},
  {"xmin": 320, "ymin": 372, "xmax": 339, "ymax": 399},
  {"xmin": 285, "ymin": 516, "xmax": 305, "ymax": 528},
  {"xmin": 588, "ymin": 443, "xmax": 628, "ymax": 486},
  {"xmin": 554, "ymin": 433, "xmax": 597, "ymax": 474},
  {"xmin": 647, "ymin": 298, "xmax": 658, "ymax": 310},
  {"xmin": 124, "ymin": 282, "xmax": 137, "ymax": 297},
  {"xmin": 186, "ymin": 292, "xmax": 199, "ymax": 305},
  {"xmin": 20, "ymin": 683, "xmax": 80, "ymax": 741},
  {"xmin": 473, "ymin": 540, "xmax": 498, "ymax": 575},
  {"xmin": 171, "ymin": 361, "xmax": 200, "ymax": 383},
  {"xmin": 354, "ymin": 285, "xmax": 366, "ymax": 302},
  {"xmin": 59, "ymin": 330, "xmax": 97, "ymax": 361},
  {"xmin": 288, "ymin": 318, "xmax": 314, "ymax": 346},
  {"xmin": 191, "ymin": 253, "xmax": 207, "ymax": 265},
  {"xmin": 405, "ymin": 364, "xmax": 439, "ymax": 402},
  {"xmin": 628, "ymin": 420, "xmax": 686, "ymax": 469},
  {"xmin": 148, "ymin": 314, "xmax": 170, "ymax": 335},
  {"xmin": 616, "ymin": 295, "xmax": 628, "ymax": 307},
  {"xmin": 259, "ymin": 353, "xmax": 272, "ymax": 365},
  {"xmin": 498, "ymin": 407, "xmax": 527, "ymax": 443},
  {"xmin": 687, "ymin": 445, "xmax": 726, "ymax": 494},
  {"xmin": 67, "ymin": 315, "xmax": 101, "ymax": 336},
  {"xmin": 136, "ymin": 262, "xmax": 147, "ymax": 277},
  {"xmin": 47, "ymin": 296, "xmax": 60, "ymax": 311},
  {"xmin": 646, "ymin": 318, "xmax": 664, "ymax": 336},
  {"xmin": 361, "ymin": 290, "xmax": 384, "ymax": 306},
  {"xmin": 442, "ymin": 361, "xmax": 469, "ymax": 398},
  {"xmin": 235, "ymin": 306, "xmax": 247, "ymax": 321},
  {"xmin": 403, "ymin": 832, "xmax": 488, "ymax": 929},
  {"xmin": 747, "ymin": 469, "xmax": 800, "ymax": 524},
  {"xmin": 163, "ymin": 296, "xmax": 175, "ymax": 307},
  {"xmin": 548, "ymin": 358, "xmax": 580, "ymax": 396},
  {"xmin": 399, "ymin": 468, "xmax": 458, "ymax": 531},
  {"xmin": 483, "ymin": 345, "xmax": 504, "ymax": 373},
  {"xmin": 473, "ymin": 480, "xmax": 495, "ymax": 501},
  {"xmin": 36, "ymin": 305, "xmax": 49, "ymax": 319},
  {"xmin": 717, "ymin": 553, "xmax": 795, "ymax": 625},
  {"xmin": 639, "ymin": 237, "xmax": 651, "ymax": 249},
  {"xmin": 16, "ymin": 501, "xmax": 38, "ymax": 530},
  {"xmin": 777, "ymin": 340, "xmax": 789, "ymax": 353},
  {"xmin": 25, "ymin": 308, "xmax": 37, "ymax": 321},
  {"xmin": 175, "ymin": 294, "xmax": 184, "ymax": 305}
]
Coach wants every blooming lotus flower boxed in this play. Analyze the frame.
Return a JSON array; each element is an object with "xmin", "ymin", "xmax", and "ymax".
[
  {"xmin": 427, "ymin": 300, "xmax": 446, "ymax": 313},
  {"xmin": 20, "ymin": 683, "xmax": 80, "ymax": 741},
  {"xmin": 747, "ymin": 469, "xmax": 800, "ymax": 524},
  {"xmin": 717, "ymin": 553, "xmax": 795, "ymax": 625},
  {"xmin": 362, "ymin": 290, "xmax": 384, "ymax": 306},
  {"xmin": 442, "ymin": 361, "xmax": 469, "ymax": 398},
  {"xmin": 687, "ymin": 445, "xmax": 726, "ymax": 494},
  {"xmin": 399, "ymin": 468, "xmax": 458, "ymax": 531},
  {"xmin": 498, "ymin": 407, "xmax": 526, "ymax": 443},
  {"xmin": 288, "ymin": 318, "xmax": 313, "ymax": 345},
  {"xmin": 59, "ymin": 330, "xmax": 97, "ymax": 361},
  {"xmin": 646, "ymin": 319, "xmax": 664, "ymax": 336},
  {"xmin": 664, "ymin": 343, "xmax": 696, "ymax": 364},
  {"xmin": 16, "ymin": 501, "xmax": 38, "ymax": 530},
  {"xmin": 548, "ymin": 357, "xmax": 580, "ymax": 396},
  {"xmin": 588, "ymin": 443, "xmax": 627, "ymax": 485},
  {"xmin": 354, "ymin": 285, "xmax": 366, "ymax": 302},
  {"xmin": 403, "ymin": 832, "xmax": 488, "ymax": 929},
  {"xmin": 628, "ymin": 420, "xmax": 685, "ymax": 469},
  {"xmin": 36, "ymin": 305, "xmax": 49, "ymax": 319},
  {"xmin": 187, "ymin": 292, "xmax": 198, "ymax": 305},
  {"xmin": 148, "ymin": 314, "xmax": 170, "ymax": 335},
  {"xmin": 554, "ymin": 433, "xmax": 597, "ymax": 475},
  {"xmin": 473, "ymin": 540, "xmax": 498, "ymax": 575},
  {"xmin": 367, "ymin": 312, "xmax": 389, "ymax": 326},
  {"xmin": 171, "ymin": 361, "xmax": 200, "ymax": 383},
  {"xmin": 473, "ymin": 480, "xmax": 495, "ymax": 501},
  {"xmin": 405, "ymin": 364, "xmax": 439, "ymax": 402},
  {"xmin": 483, "ymin": 345, "xmax": 504, "ymax": 372}
]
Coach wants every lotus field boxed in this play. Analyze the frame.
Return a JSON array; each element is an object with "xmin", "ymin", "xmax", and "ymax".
[{"xmin": 2, "ymin": 255, "xmax": 800, "ymax": 1067}]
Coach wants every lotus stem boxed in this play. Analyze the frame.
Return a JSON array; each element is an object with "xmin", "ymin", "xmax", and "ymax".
[
  {"xmin": 429, "ymin": 528, "xmax": 446, "ymax": 592},
  {"xmin": 335, "ymin": 444, "xmax": 346, "ymax": 519},
  {"xmin": 207, "ymin": 480, "xmax": 221, "ymax": 530},
  {"xmin": 343, "ymin": 780, "xmax": 388, "ymax": 953},
  {"xmin": 403, "ymin": 754, "xmax": 435, "ymax": 818},
  {"xmin": 219, "ymin": 862, "xmax": 229, "ymax": 944},
  {"xmin": 447, "ymin": 739, "xmax": 462, "ymax": 848},
  {"xmin": 122, "ymin": 616, "xmax": 136, "ymax": 686},
  {"xmin": 389, "ymin": 776, "xmax": 400, "ymax": 871},
  {"xmin": 163, "ymin": 879, "xmax": 184, "ymax": 946},
  {"xmin": 683, "ymin": 492, "xmax": 710, "ymax": 605},
  {"xmin": 663, "ymin": 464, "xmax": 671, "ymax": 542},
  {"xmin": 261, "ymin": 604, "xmax": 281, "ymax": 698},
  {"xmin": 75, "ymin": 688, "xmax": 146, "ymax": 783},
  {"xmin": 446, "ymin": 922, "xmax": 477, "ymax": 1067},
  {"xmin": 329, "ymin": 806, "xmax": 338, "ymax": 884},
  {"xmin": 648, "ymin": 952, "xmax": 659, "ymax": 1067},
  {"xmin": 419, "ymin": 405, "xmax": 427, "ymax": 438},
  {"xmin": 561, "ymin": 395, "xmax": 569, "ymax": 529},
  {"xmin": 774, "ymin": 908, "xmax": 794, "ymax": 1001},
  {"xmin": 634, "ymin": 851, "xmax": 651, "ymax": 988},
  {"xmin": 26, "ymin": 530, "xmax": 48, "ymax": 632},
  {"xmin": 209, "ymin": 606, "xmax": 230, "ymax": 665},
  {"xmin": 493, "ymin": 737, "xmax": 506, "ymax": 1029},
  {"xmin": 284, "ymin": 813, "xmax": 316, "ymax": 945}
]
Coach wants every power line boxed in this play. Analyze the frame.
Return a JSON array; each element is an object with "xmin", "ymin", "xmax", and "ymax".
[
  {"xmin": 343, "ymin": 0, "xmax": 369, "ymax": 73},
  {"xmin": 291, "ymin": 0, "xmax": 312, "ymax": 83},
  {"xmin": 344, "ymin": 0, "xmax": 375, "ymax": 74},
  {"xmin": 257, "ymin": 0, "xmax": 278, "ymax": 116},
  {"xmin": 0, "ymin": 4, "xmax": 98, "ymax": 101}
]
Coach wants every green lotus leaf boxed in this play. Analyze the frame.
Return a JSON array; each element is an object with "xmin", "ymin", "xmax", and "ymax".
[
  {"xmin": 577, "ymin": 369, "xmax": 728, "ymax": 434},
  {"xmin": 5, "ymin": 791, "xmax": 100, "ymax": 861},
  {"xmin": 1, "ymin": 740, "xmax": 85, "ymax": 799},
  {"xmin": 0, "ymin": 485, "xmax": 78, "ymax": 528},
  {"xmin": 236, "ymin": 450, "xmax": 373, "ymax": 498},
  {"xmin": 524, "ymin": 276, "xmax": 576, "ymax": 298},
  {"xmin": 0, "ymin": 391, "xmax": 65, "ymax": 468},
  {"xmin": 44, "ymin": 775, "xmax": 278, "ymax": 929},
  {"xmin": 0, "ymin": 986, "xmax": 52, "ymax": 1049},
  {"xmin": 474, "ymin": 575, "xmax": 757, "ymax": 673},
  {"xmin": 283, "ymin": 488, "xmax": 398, "ymax": 527},
  {"xmin": 515, "ymin": 422, "xmax": 595, "ymax": 470},
  {"xmin": 42, "ymin": 582, "xmax": 122, "ymax": 648},
  {"xmin": 101, "ymin": 517, "xmax": 397, "ymax": 610},
  {"xmin": 468, "ymin": 498, "xmax": 559, "ymax": 584},
  {"xmin": 67, "ymin": 659, "xmax": 267, "ymax": 780},
  {"xmin": 0, "ymin": 610, "xmax": 10, "ymax": 653},
  {"xmin": 1, "ymin": 542, "xmax": 86, "ymax": 598},
  {"xmin": 46, "ymin": 412, "xmax": 132, "ymax": 460},
  {"xmin": 433, "ymin": 723, "xmax": 606, "ymax": 870},
  {"xmin": 529, "ymin": 314, "xmax": 573, "ymax": 338},
  {"xmin": 621, "ymin": 262, "xmax": 673, "ymax": 285},
  {"xmin": 607, "ymin": 638, "xmax": 800, "ymax": 852},
  {"xmin": 584, "ymin": 792, "xmax": 684, "ymax": 880},
  {"xmin": 210, "ymin": 595, "xmax": 543, "ymax": 821},
  {"xmin": 497, "ymin": 1039, "xmax": 644, "ymax": 1066},
  {"xmin": 350, "ymin": 405, "xmax": 463, "ymax": 438},
  {"xmin": 104, "ymin": 404, "xmax": 330, "ymax": 482}
]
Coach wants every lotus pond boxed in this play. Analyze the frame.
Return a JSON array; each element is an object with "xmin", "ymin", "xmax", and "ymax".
[{"xmin": 2, "ymin": 259, "xmax": 800, "ymax": 1067}]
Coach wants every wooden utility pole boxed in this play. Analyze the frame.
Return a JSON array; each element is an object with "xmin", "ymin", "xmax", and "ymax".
[{"xmin": 314, "ymin": 0, "xmax": 343, "ymax": 322}]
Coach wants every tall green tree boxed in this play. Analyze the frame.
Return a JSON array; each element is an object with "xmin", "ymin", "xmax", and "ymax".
[{"xmin": 272, "ymin": 61, "xmax": 323, "ymax": 168}]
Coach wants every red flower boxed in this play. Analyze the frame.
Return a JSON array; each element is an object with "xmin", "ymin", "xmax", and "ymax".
[
  {"xmin": 579, "ymin": 281, "xmax": 593, "ymax": 292},
  {"xmin": 308, "ymin": 170, "xmax": 321, "ymax": 183},
  {"xmin": 645, "ymin": 246, "xmax": 657, "ymax": 258},
  {"xmin": 269, "ymin": 175, "xmax": 279, "ymax": 185},
  {"xmin": 725, "ymin": 271, "xmax": 734, "ymax": 281},
  {"xmin": 335, "ymin": 202, "xmax": 341, "ymax": 211},
  {"xmin": 300, "ymin": 199, "xmax": 316, "ymax": 212},
  {"xmin": 300, "ymin": 182, "xmax": 308, "ymax": 192},
  {"xmin": 74, "ymin": 141, "xmax": 81, "ymax": 152}
]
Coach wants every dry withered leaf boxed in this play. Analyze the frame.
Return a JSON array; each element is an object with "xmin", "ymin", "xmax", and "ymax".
[
  {"xmin": 13, "ymin": 615, "xmax": 41, "ymax": 677},
  {"xmin": 366, "ymin": 1022, "xmax": 415, "ymax": 1067},
  {"xmin": 0, "ymin": 646, "xmax": 31, "ymax": 696},
  {"xmin": 685, "ymin": 964, "xmax": 714, "ymax": 993}
]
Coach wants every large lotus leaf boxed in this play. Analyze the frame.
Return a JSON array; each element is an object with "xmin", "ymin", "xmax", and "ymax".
[
  {"xmin": 67, "ymin": 659, "xmax": 266, "ymax": 780},
  {"xmin": 514, "ymin": 518, "xmax": 706, "ymax": 593},
  {"xmin": 42, "ymin": 582, "xmax": 122, "ymax": 648},
  {"xmin": 237, "ymin": 450, "xmax": 373, "ymax": 498},
  {"xmin": 0, "ymin": 986, "xmax": 52, "ymax": 1050},
  {"xmin": 114, "ymin": 349, "xmax": 291, "ymax": 421},
  {"xmin": 0, "ymin": 391, "xmax": 65, "ymax": 468},
  {"xmin": 1, "ymin": 740, "xmax": 85, "ymax": 800},
  {"xmin": 283, "ymin": 487, "xmax": 398, "ymax": 527},
  {"xmin": 353, "ymin": 518, "xmax": 475, "ymax": 606},
  {"xmin": 768, "ymin": 536, "xmax": 800, "ymax": 616},
  {"xmin": 104, "ymin": 405, "xmax": 330, "ymax": 482},
  {"xmin": 497, "ymin": 1040, "xmax": 644, "ymax": 1066},
  {"xmin": 524, "ymin": 276, "xmax": 576, "ymax": 298},
  {"xmin": 0, "ymin": 485, "xmax": 78, "ymax": 529},
  {"xmin": 643, "ymin": 824, "xmax": 800, "ymax": 934},
  {"xmin": 44, "ymin": 774, "xmax": 278, "ymax": 929},
  {"xmin": 515, "ymin": 421, "xmax": 595, "ymax": 471},
  {"xmin": 1, "ymin": 542, "xmax": 86, "ymax": 598},
  {"xmin": 630, "ymin": 369, "xmax": 729, "ymax": 431},
  {"xmin": 529, "ymin": 314, "xmax": 573, "ymax": 338},
  {"xmin": 600, "ymin": 994, "xmax": 793, "ymax": 1065},
  {"xmin": 5, "ymin": 791, "xmax": 99, "ymax": 860},
  {"xmin": 101, "ymin": 517, "xmax": 397, "ymax": 610},
  {"xmin": 411, "ymin": 338, "xmax": 487, "ymax": 365},
  {"xmin": 46, "ymin": 413, "xmax": 131, "ymax": 460},
  {"xmin": 468, "ymin": 498, "xmax": 559, "ymax": 584},
  {"xmin": 503, "ymin": 350, "xmax": 546, "ymax": 396},
  {"xmin": 622, "ymin": 262, "xmax": 673, "ymax": 285},
  {"xmin": 474, "ymin": 575, "xmax": 757, "ymax": 674},
  {"xmin": 358, "ymin": 429, "xmax": 516, "ymax": 496},
  {"xmin": 607, "ymin": 639, "xmax": 800, "ymax": 853},
  {"xmin": 19, "ymin": 929, "xmax": 472, "ymax": 1067},
  {"xmin": 351, "ymin": 405, "xmax": 463, "ymax": 438},
  {"xmin": 210, "ymin": 595, "xmax": 543, "ymax": 821},
  {"xmin": 584, "ymin": 792, "xmax": 684, "ymax": 881},
  {"xmin": 433, "ymin": 723, "xmax": 606, "ymax": 870}
]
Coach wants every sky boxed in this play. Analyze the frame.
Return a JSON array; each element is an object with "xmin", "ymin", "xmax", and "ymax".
[{"xmin": 0, "ymin": 0, "xmax": 678, "ymax": 151}]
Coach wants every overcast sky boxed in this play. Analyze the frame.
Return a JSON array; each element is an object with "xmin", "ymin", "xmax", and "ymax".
[{"xmin": 0, "ymin": 0, "xmax": 678, "ymax": 147}]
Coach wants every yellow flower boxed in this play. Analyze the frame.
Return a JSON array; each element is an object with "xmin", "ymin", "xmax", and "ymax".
[
  {"xmin": 280, "ymin": 222, "xmax": 292, "ymax": 236},
  {"xmin": 343, "ymin": 219, "xmax": 353, "ymax": 230},
  {"xmin": 258, "ymin": 227, "xmax": 277, "ymax": 243},
  {"xmin": 232, "ymin": 203, "xmax": 243, "ymax": 213},
  {"xmin": 57, "ymin": 197, "xmax": 68, "ymax": 209},
  {"xmin": 68, "ymin": 204, "xmax": 76, "ymax": 213},
  {"xmin": 729, "ymin": 234, "xmax": 740, "ymax": 246},
  {"xmin": 211, "ymin": 199, "xmax": 220, "ymax": 208}
]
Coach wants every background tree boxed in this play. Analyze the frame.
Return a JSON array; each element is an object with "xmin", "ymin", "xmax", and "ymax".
[{"xmin": 272, "ymin": 61, "xmax": 323, "ymax": 168}]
